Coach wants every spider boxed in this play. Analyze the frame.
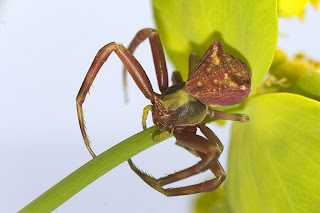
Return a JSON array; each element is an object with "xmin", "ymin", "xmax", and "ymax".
[{"xmin": 76, "ymin": 28, "xmax": 251, "ymax": 196}]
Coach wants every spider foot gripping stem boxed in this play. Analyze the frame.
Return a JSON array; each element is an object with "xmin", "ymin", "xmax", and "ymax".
[
  {"xmin": 141, "ymin": 104, "xmax": 170, "ymax": 141},
  {"xmin": 127, "ymin": 125, "xmax": 226, "ymax": 196},
  {"xmin": 153, "ymin": 130, "xmax": 170, "ymax": 141},
  {"xmin": 128, "ymin": 153, "xmax": 226, "ymax": 196}
]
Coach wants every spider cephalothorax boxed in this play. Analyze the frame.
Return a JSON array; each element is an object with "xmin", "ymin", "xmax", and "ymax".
[
  {"xmin": 151, "ymin": 82, "xmax": 208, "ymax": 131},
  {"xmin": 76, "ymin": 28, "xmax": 250, "ymax": 196}
]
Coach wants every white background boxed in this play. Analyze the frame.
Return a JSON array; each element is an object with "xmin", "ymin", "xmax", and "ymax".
[{"xmin": 0, "ymin": 1, "xmax": 319, "ymax": 212}]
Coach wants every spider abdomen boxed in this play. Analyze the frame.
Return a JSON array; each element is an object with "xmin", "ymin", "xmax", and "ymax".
[{"xmin": 186, "ymin": 41, "xmax": 251, "ymax": 107}]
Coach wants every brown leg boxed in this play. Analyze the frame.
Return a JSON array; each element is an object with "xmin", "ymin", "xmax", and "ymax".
[
  {"xmin": 207, "ymin": 108, "xmax": 249, "ymax": 123},
  {"xmin": 172, "ymin": 71, "xmax": 183, "ymax": 84},
  {"xmin": 171, "ymin": 52, "xmax": 199, "ymax": 85},
  {"xmin": 76, "ymin": 42, "xmax": 157, "ymax": 158},
  {"xmin": 163, "ymin": 160, "xmax": 226, "ymax": 196},
  {"xmin": 176, "ymin": 123, "xmax": 224, "ymax": 156},
  {"xmin": 174, "ymin": 141, "xmax": 199, "ymax": 157},
  {"xmin": 173, "ymin": 156, "xmax": 226, "ymax": 195},
  {"xmin": 128, "ymin": 126, "xmax": 225, "ymax": 196},
  {"xmin": 199, "ymin": 123, "xmax": 224, "ymax": 151},
  {"xmin": 123, "ymin": 28, "xmax": 168, "ymax": 101},
  {"xmin": 128, "ymin": 158, "xmax": 226, "ymax": 196},
  {"xmin": 189, "ymin": 52, "xmax": 200, "ymax": 77}
]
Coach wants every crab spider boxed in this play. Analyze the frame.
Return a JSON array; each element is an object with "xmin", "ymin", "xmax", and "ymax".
[{"xmin": 76, "ymin": 28, "xmax": 251, "ymax": 196}]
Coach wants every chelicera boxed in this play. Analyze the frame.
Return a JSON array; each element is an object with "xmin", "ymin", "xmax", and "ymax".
[{"xmin": 76, "ymin": 28, "xmax": 251, "ymax": 196}]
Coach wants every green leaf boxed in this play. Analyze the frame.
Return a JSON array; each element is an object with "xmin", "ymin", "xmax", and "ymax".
[
  {"xmin": 19, "ymin": 126, "xmax": 164, "ymax": 213},
  {"xmin": 153, "ymin": 0, "xmax": 278, "ymax": 91},
  {"xmin": 291, "ymin": 70, "xmax": 320, "ymax": 102},
  {"xmin": 193, "ymin": 186, "xmax": 231, "ymax": 213},
  {"xmin": 226, "ymin": 93, "xmax": 320, "ymax": 213}
]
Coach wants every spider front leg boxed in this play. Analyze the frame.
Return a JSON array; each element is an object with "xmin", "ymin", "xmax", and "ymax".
[
  {"xmin": 123, "ymin": 28, "xmax": 168, "ymax": 100},
  {"xmin": 128, "ymin": 125, "xmax": 225, "ymax": 196},
  {"xmin": 76, "ymin": 42, "xmax": 157, "ymax": 158}
]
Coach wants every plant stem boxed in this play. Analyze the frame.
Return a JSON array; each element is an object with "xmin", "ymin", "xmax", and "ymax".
[{"xmin": 19, "ymin": 126, "xmax": 165, "ymax": 213}]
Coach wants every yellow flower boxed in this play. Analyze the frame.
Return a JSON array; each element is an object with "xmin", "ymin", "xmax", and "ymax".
[{"xmin": 278, "ymin": 0, "xmax": 319, "ymax": 19}]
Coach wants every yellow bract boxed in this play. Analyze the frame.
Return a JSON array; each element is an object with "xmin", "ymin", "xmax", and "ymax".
[
  {"xmin": 268, "ymin": 49, "xmax": 319, "ymax": 85},
  {"xmin": 278, "ymin": 0, "xmax": 319, "ymax": 19},
  {"xmin": 269, "ymin": 49, "xmax": 308, "ymax": 83},
  {"xmin": 256, "ymin": 49, "xmax": 320, "ymax": 102}
]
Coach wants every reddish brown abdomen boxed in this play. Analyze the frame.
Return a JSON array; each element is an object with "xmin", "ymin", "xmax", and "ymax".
[{"xmin": 186, "ymin": 41, "xmax": 251, "ymax": 107}]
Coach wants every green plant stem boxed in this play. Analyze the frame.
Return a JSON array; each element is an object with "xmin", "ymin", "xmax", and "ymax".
[{"xmin": 19, "ymin": 126, "xmax": 165, "ymax": 213}]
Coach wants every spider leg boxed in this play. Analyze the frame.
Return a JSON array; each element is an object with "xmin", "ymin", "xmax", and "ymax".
[
  {"xmin": 186, "ymin": 157, "xmax": 226, "ymax": 194},
  {"xmin": 123, "ymin": 28, "xmax": 168, "ymax": 101},
  {"xmin": 153, "ymin": 130, "xmax": 171, "ymax": 141},
  {"xmin": 174, "ymin": 123, "xmax": 224, "ymax": 157},
  {"xmin": 160, "ymin": 127, "xmax": 221, "ymax": 185},
  {"xmin": 171, "ymin": 52, "xmax": 200, "ymax": 85},
  {"xmin": 128, "ymin": 126, "xmax": 225, "ymax": 196},
  {"xmin": 76, "ymin": 42, "xmax": 157, "ymax": 158},
  {"xmin": 199, "ymin": 123, "xmax": 224, "ymax": 151},
  {"xmin": 172, "ymin": 71, "xmax": 183, "ymax": 84},
  {"xmin": 174, "ymin": 142, "xmax": 199, "ymax": 157},
  {"xmin": 207, "ymin": 108, "xmax": 249, "ymax": 123},
  {"xmin": 128, "ymin": 155, "xmax": 226, "ymax": 196},
  {"xmin": 188, "ymin": 52, "xmax": 201, "ymax": 77},
  {"xmin": 142, "ymin": 105, "xmax": 152, "ymax": 130}
]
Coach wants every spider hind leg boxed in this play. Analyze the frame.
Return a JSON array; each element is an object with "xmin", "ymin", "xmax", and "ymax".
[{"xmin": 127, "ymin": 125, "xmax": 226, "ymax": 196}]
